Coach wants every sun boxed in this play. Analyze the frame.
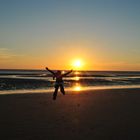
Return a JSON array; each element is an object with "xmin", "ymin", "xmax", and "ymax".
[
  {"xmin": 74, "ymin": 60, "xmax": 81, "ymax": 67},
  {"xmin": 72, "ymin": 59, "xmax": 84, "ymax": 70}
]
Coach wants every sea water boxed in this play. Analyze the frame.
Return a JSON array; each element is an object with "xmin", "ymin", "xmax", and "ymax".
[{"xmin": 0, "ymin": 69, "xmax": 140, "ymax": 94}]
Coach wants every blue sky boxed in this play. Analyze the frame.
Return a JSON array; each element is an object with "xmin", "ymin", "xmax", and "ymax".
[{"xmin": 0, "ymin": 0, "xmax": 140, "ymax": 70}]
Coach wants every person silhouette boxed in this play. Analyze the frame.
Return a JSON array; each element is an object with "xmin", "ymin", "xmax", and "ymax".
[{"xmin": 46, "ymin": 67, "xmax": 73, "ymax": 100}]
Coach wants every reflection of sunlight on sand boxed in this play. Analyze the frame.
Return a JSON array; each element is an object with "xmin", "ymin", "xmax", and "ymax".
[
  {"xmin": 1, "ymin": 85, "xmax": 140, "ymax": 95},
  {"xmin": 74, "ymin": 86, "xmax": 81, "ymax": 91},
  {"xmin": 73, "ymin": 83, "xmax": 82, "ymax": 91}
]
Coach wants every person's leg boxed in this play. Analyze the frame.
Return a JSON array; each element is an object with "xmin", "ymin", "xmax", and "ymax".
[
  {"xmin": 60, "ymin": 85, "xmax": 65, "ymax": 95},
  {"xmin": 53, "ymin": 85, "xmax": 59, "ymax": 100}
]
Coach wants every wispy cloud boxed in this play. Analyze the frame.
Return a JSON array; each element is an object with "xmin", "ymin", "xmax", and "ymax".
[{"xmin": 0, "ymin": 48, "xmax": 22, "ymax": 62}]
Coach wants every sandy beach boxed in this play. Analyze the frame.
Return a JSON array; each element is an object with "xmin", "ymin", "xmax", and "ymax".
[{"xmin": 0, "ymin": 88, "xmax": 140, "ymax": 140}]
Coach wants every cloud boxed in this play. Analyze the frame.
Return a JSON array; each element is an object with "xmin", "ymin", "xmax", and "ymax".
[{"xmin": 0, "ymin": 48, "xmax": 22, "ymax": 62}]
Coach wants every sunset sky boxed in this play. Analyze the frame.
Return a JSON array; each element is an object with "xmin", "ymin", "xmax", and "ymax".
[{"xmin": 0, "ymin": 0, "xmax": 140, "ymax": 70}]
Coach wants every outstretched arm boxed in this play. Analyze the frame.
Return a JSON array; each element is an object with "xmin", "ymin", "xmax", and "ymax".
[
  {"xmin": 46, "ymin": 67, "xmax": 55, "ymax": 75},
  {"xmin": 63, "ymin": 70, "xmax": 73, "ymax": 77}
]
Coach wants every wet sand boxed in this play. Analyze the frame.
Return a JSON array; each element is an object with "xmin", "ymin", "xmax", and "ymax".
[{"xmin": 0, "ymin": 88, "xmax": 140, "ymax": 140}]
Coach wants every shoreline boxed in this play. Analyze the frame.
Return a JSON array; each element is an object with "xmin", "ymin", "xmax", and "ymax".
[{"xmin": 0, "ymin": 85, "xmax": 140, "ymax": 95}]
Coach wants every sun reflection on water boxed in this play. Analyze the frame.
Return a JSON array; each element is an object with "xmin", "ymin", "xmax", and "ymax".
[
  {"xmin": 75, "ymin": 76, "xmax": 80, "ymax": 81},
  {"xmin": 74, "ymin": 71, "xmax": 80, "ymax": 75}
]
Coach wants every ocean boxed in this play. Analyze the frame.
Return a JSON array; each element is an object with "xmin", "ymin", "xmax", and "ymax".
[{"xmin": 0, "ymin": 69, "xmax": 140, "ymax": 94}]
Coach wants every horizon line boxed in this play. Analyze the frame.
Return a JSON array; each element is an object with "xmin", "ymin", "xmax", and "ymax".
[{"xmin": 0, "ymin": 68, "xmax": 140, "ymax": 72}]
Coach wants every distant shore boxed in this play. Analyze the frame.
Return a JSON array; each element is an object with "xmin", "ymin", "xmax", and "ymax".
[{"xmin": 0, "ymin": 88, "xmax": 140, "ymax": 140}]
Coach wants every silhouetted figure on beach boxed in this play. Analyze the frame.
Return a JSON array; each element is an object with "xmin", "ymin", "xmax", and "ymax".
[{"xmin": 46, "ymin": 67, "xmax": 73, "ymax": 100}]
